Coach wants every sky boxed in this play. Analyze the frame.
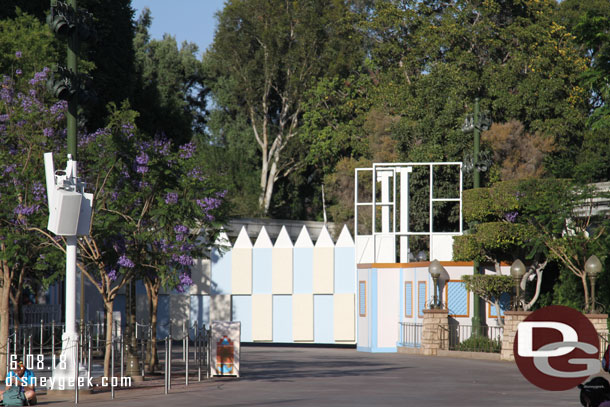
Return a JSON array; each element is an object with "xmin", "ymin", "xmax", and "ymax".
[{"xmin": 130, "ymin": 0, "xmax": 227, "ymax": 56}]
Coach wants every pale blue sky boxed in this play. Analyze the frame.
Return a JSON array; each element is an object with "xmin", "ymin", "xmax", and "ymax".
[{"xmin": 130, "ymin": 0, "xmax": 227, "ymax": 56}]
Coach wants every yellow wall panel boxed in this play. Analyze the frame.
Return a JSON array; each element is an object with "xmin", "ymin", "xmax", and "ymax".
[
  {"xmin": 231, "ymin": 248, "xmax": 252, "ymax": 294},
  {"xmin": 333, "ymin": 294, "xmax": 355, "ymax": 342},
  {"xmin": 252, "ymin": 294, "xmax": 272, "ymax": 341},
  {"xmin": 292, "ymin": 294, "xmax": 314, "ymax": 341}
]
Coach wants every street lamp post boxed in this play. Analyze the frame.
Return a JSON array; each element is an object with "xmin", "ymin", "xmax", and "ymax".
[
  {"xmin": 585, "ymin": 255, "xmax": 603, "ymax": 314},
  {"xmin": 462, "ymin": 97, "xmax": 491, "ymax": 329},
  {"xmin": 429, "ymin": 260, "xmax": 445, "ymax": 309},
  {"xmin": 510, "ymin": 259, "xmax": 526, "ymax": 311}
]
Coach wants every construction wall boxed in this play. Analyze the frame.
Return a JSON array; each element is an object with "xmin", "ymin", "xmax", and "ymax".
[{"xmin": 145, "ymin": 224, "xmax": 357, "ymax": 344}]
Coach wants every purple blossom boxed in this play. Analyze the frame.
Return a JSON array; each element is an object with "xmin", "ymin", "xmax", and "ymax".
[
  {"xmin": 181, "ymin": 243, "xmax": 194, "ymax": 252},
  {"xmin": 50, "ymin": 100, "xmax": 67, "ymax": 115},
  {"xmin": 174, "ymin": 225, "xmax": 188, "ymax": 234},
  {"xmin": 176, "ymin": 272, "xmax": 194, "ymax": 293},
  {"xmin": 31, "ymin": 182, "xmax": 46, "ymax": 201},
  {"xmin": 504, "ymin": 211, "xmax": 518, "ymax": 223},
  {"xmin": 136, "ymin": 152, "xmax": 149, "ymax": 165},
  {"xmin": 13, "ymin": 204, "xmax": 40, "ymax": 216},
  {"xmin": 136, "ymin": 165, "xmax": 148, "ymax": 174},
  {"xmin": 43, "ymin": 128, "xmax": 54, "ymax": 138},
  {"xmin": 107, "ymin": 269, "xmax": 118, "ymax": 281},
  {"xmin": 179, "ymin": 142, "xmax": 196, "ymax": 159},
  {"xmin": 117, "ymin": 254, "xmax": 135, "ymax": 268},
  {"xmin": 29, "ymin": 68, "xmax": 49, "ymax": 85},
  {"xmin": 3, "ymin": 164, "xmax": 16, "ymax": 175},
  {"xmin": 197, "ymin": 197, "xmax": 222, "ymax": 211},
  {"xmin": 153, "ymin": 137, "xmax": 171, "ymax": 156},
  {"xmin": 187, "ymin": 168, "xmax": 205, "ymax": 181},
  {"xmin": 79, "ymin": 128, "xmax": 108, "ymax": 147},
  {"xmin": 15, "ymin": 69, "xmax": 22, "ymax": 76},
  {"xmin": 15, "ymin": 51, "xmax": 22, "ymax": 59},
  {"xmin": 165, "ymin": 192, "xmax": 178, "ymax": 205},
  {"xmin": 172, "ymin": 254, "xmax": 194, "ymax": 266},
  {"xmin": 0, "ymin": 114, "xmax": 8, "ymax": 122},
  {"xmin": 110, "ymin": 191, "xmax": 119, "ymax": 201}
]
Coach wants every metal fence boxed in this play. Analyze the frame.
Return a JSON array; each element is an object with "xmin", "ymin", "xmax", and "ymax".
[
  {"xmin": 399, "ymin": 322, "xmax": 422, "ymax": 348},
  {"xmin": 440, "ymin": 324, "xmax": 504, "ymax": 353},
  {"xmin": 1, "ymin": 320, "xmax": 213, "ymax": 404}
]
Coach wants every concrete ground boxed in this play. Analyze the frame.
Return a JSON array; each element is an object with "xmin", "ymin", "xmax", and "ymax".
[{"xmin": 35, "ymin": 345, "xmax": 582, "ymax": 406}]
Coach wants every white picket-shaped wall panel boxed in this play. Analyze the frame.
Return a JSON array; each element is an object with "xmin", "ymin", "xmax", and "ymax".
[
  {"xmin": 179, "ymin": 224, "xmax": 358, "ymax": 344},
  {"xmin": 272, "ymin": 226, "xmax": 293, "ymax": 294},
  {"xmin": 154, "ymin": 224, "xmax": 357, "ymax": 344},
  {"xmin": 313, "ymin": 226, "xmax": 334, "ymax": 294},
  {"xmin": 232, "ymin": 227, "xmax": 253, "ymax": 294}
]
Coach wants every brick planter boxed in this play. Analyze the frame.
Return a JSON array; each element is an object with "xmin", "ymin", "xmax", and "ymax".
[
  {"xmin": 501, "ymin": 311, "xmax": 609, "ymax": 361},
  {"xmin": 586, "ymin": 313, "xmax": 609, "ymax": 358},
  {"xmin": 422, "ymin": 309, "xmax": 449, "ymax": 356},
  {"xmin": 501, "ymin": 311, "xmax": 531, "ymax": 361}
]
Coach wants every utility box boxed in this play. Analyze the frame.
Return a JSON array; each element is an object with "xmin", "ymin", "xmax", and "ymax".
[
  {"xmin": 44, "ymin": 152, "xmax": 93, "ymax": 236},
  {"xmin": 211, "ymin": 321, "xmax": 241, "ymax": 377}
]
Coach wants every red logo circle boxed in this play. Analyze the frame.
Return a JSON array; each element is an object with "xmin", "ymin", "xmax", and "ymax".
[{"xmin": 514, "ymin": 305, "xmax": 600, "ymax": 391}]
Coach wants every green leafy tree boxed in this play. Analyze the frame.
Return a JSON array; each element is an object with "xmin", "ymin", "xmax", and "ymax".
[
  {"xmin": 132, "ymin": 8, "xmax": 207, "ymax": 145},
  {"xmin": 204, "ymin": 0, "xmax": 363, "ymax": 215},
  {"xmin": 517, "ymin": 178, "xmax": 609, "ymax": 312},
  {"xmin": 462, "ymin": 274, "xmax": 514, "ymax": 326},
  {"xmin": 0, "ymin": 66, "xmax": 68, "ymax": 380},
  {"xmin": 454, "ymin": 181, "xmax": 548, "ymax": 311}
]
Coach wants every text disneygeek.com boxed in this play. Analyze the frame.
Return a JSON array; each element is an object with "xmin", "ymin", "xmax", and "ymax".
[{"xmin": 5, "ymin": 376, "xmax": 132, "ymax": 389}]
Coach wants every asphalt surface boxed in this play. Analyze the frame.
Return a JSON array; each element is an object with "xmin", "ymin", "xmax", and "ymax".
[{"xmin": 38, "ymin": 345, "xmax": 584, "ymax": 406}]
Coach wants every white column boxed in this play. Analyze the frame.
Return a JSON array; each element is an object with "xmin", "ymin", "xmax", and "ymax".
[
  {"xmin": 376, "ymin": 170, "xmax": 393, "ymax": 233},
  {"xmin": 399, "ymin": 167, "xmax": 413, "ymax": 262},
  {"xmin": 65, "ymin": 236, "xmax": 77, "ymax": 336}
]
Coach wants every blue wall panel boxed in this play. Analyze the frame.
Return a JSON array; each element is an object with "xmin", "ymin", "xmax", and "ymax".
[
  {"xmin": 232, "ymin": 295, "xmax": 252, "ymax": 342},
  {"xmin": 314, "ymin": 295, "xmax": 334, "ymax": 343},
  {"xmin": 405, "ymin": 282, "xmax": 413, "ymax": 318},
  {"xmin": 418, "ymin": 282, "xmax": 426, "ymax": 317},
  {"xmin": 334, "ymin": 247, "xmax": 355, "ymax": 294},
  {"xmin": 293, "ymin": 248, "xmax": 313, "ymax": 294},
  {"xmin": 272, "ymin": 295, "xmax": 293, "ymax": 343},
  {"xmin": 189, "ymin": 295, "xmax": 210, "ymax": 337},
  {"xmin": 447, "ymin": 281, "xmax": 468, "ymax": 317},
  {"xmin": 252, "ymin": 248, "xmax": 273, "ymax": 294},
  {"xmin": 211, "ymin": 248, "xmax": 232, "ymax": 294},
  {"xmin": 157, "ymin": 295, "xmax": 170, "ymax": 338}
]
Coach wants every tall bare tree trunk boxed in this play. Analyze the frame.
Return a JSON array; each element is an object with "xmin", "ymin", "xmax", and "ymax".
[
  {"xmin": 0, "ymin": 253, "xmax": 11, "ymax": 380},
  {"xmin": 103, "ymin": 300, "xmax": 113, "ymax": 378},
  {"xmin": 144, "ymin": 279, "xmax": 159, "ymax": 373},
  {"xmin": 9, "ymin": 267, "xmax": 25, "ymax": 334}
]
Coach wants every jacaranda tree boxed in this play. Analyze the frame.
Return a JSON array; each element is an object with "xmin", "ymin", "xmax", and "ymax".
[{"xmin": 0, "ymin": 62, "xmax": 67, "ymax": 380}]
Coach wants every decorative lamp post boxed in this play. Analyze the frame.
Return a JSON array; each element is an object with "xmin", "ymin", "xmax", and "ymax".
[
  {"xmin": 462, "ymin": 98, "xmax": 491, "ymax": 329},
  {"xmin": 585, "ymin": 255, "xmax": 603, "ymax": 314},
  {"xmin": 429, "ymin": 260, "xmax": 444, "ymax": 309},
  {"xmin": 510, "ymin": 259, "xmax": 526, "ymax": 311}
]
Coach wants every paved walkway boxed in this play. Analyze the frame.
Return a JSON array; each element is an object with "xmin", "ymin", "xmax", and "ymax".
[{"xmin": 36, "ymin": 346, "xmax": 583, "ymax": 406}]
